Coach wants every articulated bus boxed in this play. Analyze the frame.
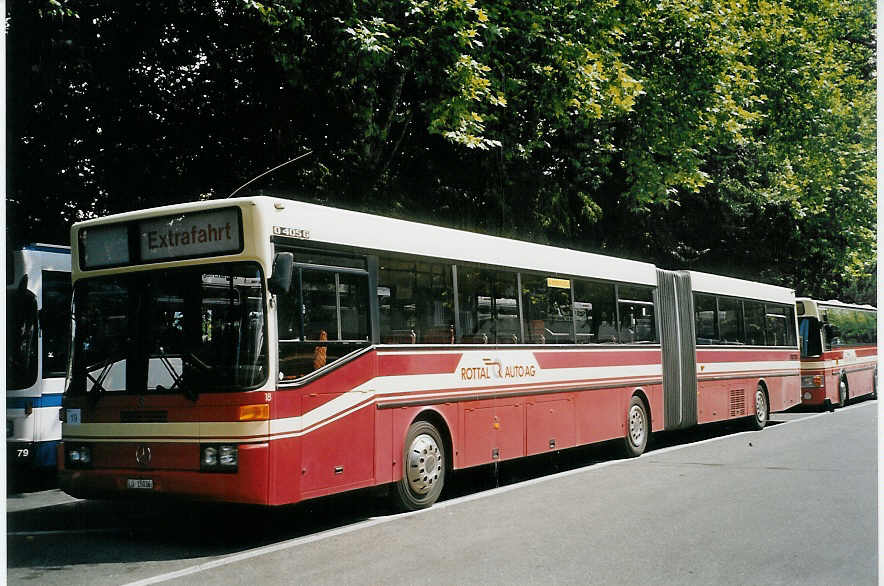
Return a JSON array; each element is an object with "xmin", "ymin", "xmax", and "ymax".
[
  {"xmin": 59, "ymin": 198, "xmax": 800, "ymax": 509},
  {"xmin": 7, "ymin": 244, "xmax": 72, "ymax": 477},
  {"xmin": 796, "ymin": 298, "xmax": 877, "ymax": 408}
]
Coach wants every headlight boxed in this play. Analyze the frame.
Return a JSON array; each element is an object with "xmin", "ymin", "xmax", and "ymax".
[
  {"xmin": 79, "ymin": 447, "xmax": 92, "ymax": 464},
  {"xmin": 801, "ymin": 375, "xmax": 823, "ymax": 388},
  {"xmin": 202, "ymin": 446, "xmax": 218, "ymax": 467},
  {"xmin": 219, "ymin": 445, "xmax": 238, "ymax": 467},
  {"xmin": 66, "ymin": 444, "xmax": 92, "ymax": 468},
  {"xmin": 201, "ymin": 444, "xmax": 237, "ymax": 472}
]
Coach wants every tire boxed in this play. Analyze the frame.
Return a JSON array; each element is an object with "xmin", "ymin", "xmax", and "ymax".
[
  {"xmin": 838, "ymin": 376, "xmax": 849, "ymax": 407},
  {"xmin": 871, "ymin": 371, "xmax": 877, "ymax": 400},
  {"xmin": 748, "ymin": 386, "xmax": 768, "ymax": 431},
  {"xmin": 622, "ymin": 396, "xmax": 649, "ymax": 457},
  {"xmin": 393, "ymin": 420, "xmax": 446, "ymax": 511}
]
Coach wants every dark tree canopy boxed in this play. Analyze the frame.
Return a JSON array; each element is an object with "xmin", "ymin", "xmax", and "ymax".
[{"xmin": 6, "ymin": 0, "xmax": 876, "ymax": 304}]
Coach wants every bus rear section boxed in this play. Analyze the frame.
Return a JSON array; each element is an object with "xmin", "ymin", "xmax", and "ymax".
[
  {"xmin": 797, "ymin": 299, "xmax": 877, "ymax": 408},
  {"xmin": 7, "ymin": 244, "xmax": 71, "ymax": 478}
]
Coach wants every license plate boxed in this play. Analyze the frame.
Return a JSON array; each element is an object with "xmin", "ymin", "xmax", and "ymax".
[
  {"xmin": 127, "ymin": 479, "xmax": 153, "ymax": 489},
  {"xmin": 66, "ymin": 409, "xmax": 82, "ymax": 424}
]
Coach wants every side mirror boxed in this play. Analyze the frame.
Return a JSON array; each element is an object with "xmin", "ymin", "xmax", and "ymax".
[{"xmin": 268, "ymin": 252, "xmax": 294, "ymax": 295}]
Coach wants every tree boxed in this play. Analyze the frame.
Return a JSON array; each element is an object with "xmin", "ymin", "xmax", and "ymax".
[{"xmin": 7, "ymin": 0, "xmax": 875, "ymax": 304}]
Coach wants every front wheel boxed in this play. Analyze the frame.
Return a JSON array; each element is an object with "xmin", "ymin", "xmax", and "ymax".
[
  {"xmin": 622, "ymin": 396, "xmax": 649, "ymax": 457},
  {"xmin": 748, "ymin": 386, "xmax": 768, "ymax": 431},
  {"xmin": 393, "ymin": 421, "xmax": 446, "ymax": 511}
]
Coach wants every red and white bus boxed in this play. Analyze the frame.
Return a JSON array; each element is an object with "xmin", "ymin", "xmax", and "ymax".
[
  {"xmin": 59, "ymin": 197, "xmax": 800, "ymax": 509},
  {"xmin": 796, "ymin": 298, "xmax": 877, "ymax": 408}
]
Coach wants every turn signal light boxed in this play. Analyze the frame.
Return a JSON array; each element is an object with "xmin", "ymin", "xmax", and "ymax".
[
  {"xmin": 801, "ymin": 375, "xmax": 823, "ymax": 388},
  {"xmin": 238, "ymin": 404, "xmax": 269, "ymax": 421}
]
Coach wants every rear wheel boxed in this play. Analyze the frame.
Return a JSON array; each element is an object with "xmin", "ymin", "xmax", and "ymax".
[
  {"xmin": 393, "ymin": 421, "xmax": 446, "ymax": 511},
  {"xmin": 622, "ymin": 396, "xmax": 649, "ymax": 457},
  {"xmin": 748, "ymin": 386, "xmax": 768, "ymax": 431},
  {"xmin": 871, "ymin": 371, "xmax": 877, "ymax": 400},
  {"xmin": 838, "ymin": 376, "xmax": 849, "ymax": 407}
]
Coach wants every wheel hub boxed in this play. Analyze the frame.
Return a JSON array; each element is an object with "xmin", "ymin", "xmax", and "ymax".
[
  {"xmin": 629, "ymin": 405, "xmax": 645, "ymax": 446},
  {"xmin": 406, "ymin": 433, "xmax": 442, "ymax": 496}
]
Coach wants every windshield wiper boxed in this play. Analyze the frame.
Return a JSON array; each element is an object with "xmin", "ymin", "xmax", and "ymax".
[
  {"xmin": 82, "ymin": 355, "xmax": 125, "ymax": 405},
  {"xmin": 154, "ymin": 347, "xmax": 211, "ymax": 402}
]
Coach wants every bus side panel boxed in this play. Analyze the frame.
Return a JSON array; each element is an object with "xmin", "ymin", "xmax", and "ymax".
[
  {"xmin": 647, "ymin": 384, "xmax": 664, "ymax": 432},
  {"xmin": 374, "ymin": 408, "xmax": 393, "ymax": 485},
  {"xmin": 525, "ymin": 395, "xmax": 575, "ymax": 456},
  {"xmin": 767, "ymin": 371, "xmax": 801, "ymax": 413},
  {"xmin": 575, "ymin": 388, "xmax": 629, "ymax": 445},
  {"xmin": 848, "ymin": 367, "xmax": 875, "ymax": 399},
  {"xmin": 459, "ymin": 399, "xmax": 525, "ymax": 468},
  {"xmin": 299, "ymin": 397, "xmax": 375, "ymax": 496},
  {"xmin": 268, "ymin": 389, "xmax": 301, "ymax": 506},
  {"xmin": 845, "ymin": 346, "xmax": 877, "ymax": 399}
]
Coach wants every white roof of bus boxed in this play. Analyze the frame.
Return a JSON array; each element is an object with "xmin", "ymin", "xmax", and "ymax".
[
  {"xmin": 688, "ymin": 270, "xmax": 795, "ymax": 305},
  {"xmin": 256, "ymin": 197, "xmax": 659, "ymax": 285},
  {"xmin": 9, "ymin": 244, "xmax": 71, "ymax": 294},
  {"xmin": 796, "ymin": 297, "xmax": 877, "ymax": 312},
  {"xmin": 72, "ymin": 196, "xmax": 802, "ymax": 299}
]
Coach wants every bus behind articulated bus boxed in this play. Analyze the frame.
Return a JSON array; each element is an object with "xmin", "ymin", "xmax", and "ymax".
[
  {"xmin": 7, "ymin": 244, "xmax": 71, "ymax": 482},
  {"xmin": 59, "ymin": 197, "xmax": 800, "ymax": 509},
  {"xmin": 797, "ymin": 298, "xmax": 877, "ymax": 408}
]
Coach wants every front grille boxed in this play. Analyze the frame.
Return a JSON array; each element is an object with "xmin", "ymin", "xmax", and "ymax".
[{"xmin": 120, "ymin": 410, "xmax": 168, "ymax": 423}]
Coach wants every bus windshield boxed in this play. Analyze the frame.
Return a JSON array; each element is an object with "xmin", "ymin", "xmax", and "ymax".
[
  {"xmin": 68, "ymin": 262, "xmax": 267, "ymax": 397},
  {"xmin": 7, "ymin": 288, "xmax": 39, "ymax": 390}
]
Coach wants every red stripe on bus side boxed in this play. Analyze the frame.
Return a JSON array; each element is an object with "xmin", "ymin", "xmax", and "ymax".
[
  {"xmin": 533, "ymin": 349, "xmax": 661, "ymax": 369},
  {"xmin": 819, "ymin": 347, "xmax": 878, "ymax": 360},
  {"xmin": 377, "ymin": 353, "xmax": 463, "ymax": 376}
]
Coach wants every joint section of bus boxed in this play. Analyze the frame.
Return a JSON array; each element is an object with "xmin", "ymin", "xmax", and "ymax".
[
  {"xmin": 7, "ymin": 244, "xmax": 72, "ymax": 486},
  {"xmin": 58, "ymin": 198, "xmax": 801, "ymax": 510},
  {"xmin": 796, "ymin": 298, "xmax": 877, "ymax": 409}
]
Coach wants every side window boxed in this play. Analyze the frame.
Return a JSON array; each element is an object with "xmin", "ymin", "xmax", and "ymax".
[
  {"xmin": 7, "ymin": 288, "xmax": 39, "ymax": 390},
  {"xmin": 42, "ymin": 270, "xmax": 72, "ymax": 377},
  {"xmin": 617, "ymin": 285, "xmax": 656, "ymax": 343},
  {"xmin": 377, "ymin": 258, "xmax": 454, "ymax": 344},
  {"xmin": 573, "ymin": 280, "xmax": 617, "ymax": 343},
  {"xmin": 826, "ymin": 307, "xmax": 874, "ymax": 347},
  {"xmin": 865, "ymin": 311, "xmax": 878, "ymax": 344},
  {"xmin": 457, "ymin": 267, "xmax": 520, "ymax": 344},
  {"xmin": 718, "ymin": 297, "xmax": 745, "ymax": 345},
  {"xmin": 521, "ymin": 275, "xmax": 574, "ymax": 344},
  {"xmin": 744, "ymin": 301, "xmax": 766, "ymax": 346},
  {"xmin": 276, "ymin": 259, "xmax": 370, "ymax": 381},
  {"xmin": 694, "ymin": 294, "xmax": 718, "ymax": 344},
  {"xmin": 765, "ymin": 305, "xmax": 789, "ymax": 346}
]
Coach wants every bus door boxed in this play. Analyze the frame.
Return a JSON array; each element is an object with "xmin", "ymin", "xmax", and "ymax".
[{"xmin": 276, "ymin": 257, "xmax": 375, "ymax": 493}]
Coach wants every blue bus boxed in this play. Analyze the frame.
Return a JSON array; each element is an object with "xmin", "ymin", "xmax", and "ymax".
[{"xmin": 7, "ymin": 244, "xmax": 71, "ymax": 479}]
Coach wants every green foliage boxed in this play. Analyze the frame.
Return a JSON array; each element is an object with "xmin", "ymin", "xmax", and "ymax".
[{"xmin": 6, "ymin": 0, "xmax": 876, "ymax": 304}]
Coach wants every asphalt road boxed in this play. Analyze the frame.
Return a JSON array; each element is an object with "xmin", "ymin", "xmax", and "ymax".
[{"xmin": 6, "ymin": 401, "xmax": 878, "ymax": 585}]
